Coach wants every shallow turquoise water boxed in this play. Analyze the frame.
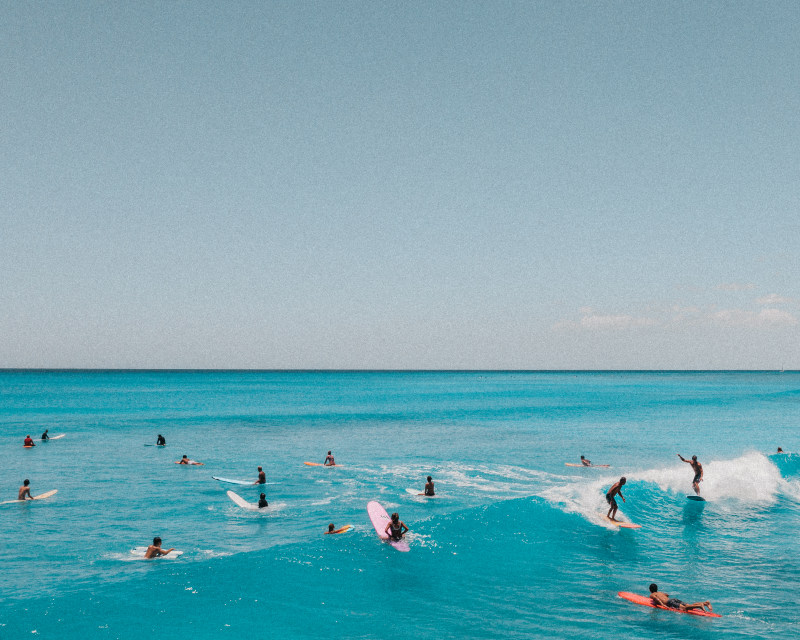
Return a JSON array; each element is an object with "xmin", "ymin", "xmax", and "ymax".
[{"xmin": 1, "ymin": 371, "xmax": 798, "ymax": 638}]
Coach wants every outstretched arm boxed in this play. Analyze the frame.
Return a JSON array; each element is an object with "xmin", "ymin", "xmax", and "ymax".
[{"xmin": 677, "ymin": 454, "xmax": 688, "ymax": 463}]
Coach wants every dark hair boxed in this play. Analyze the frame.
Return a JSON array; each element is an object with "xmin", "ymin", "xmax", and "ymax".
[
  {"xmin": 153, "ymin": 537, "xmax": 161, "ymax": 545},
  {"xmin": 23, "ymin": 479, "xmax": 30, "ymax": 486},
  {"xmin": 258, "ymin": 466, "xmax": 262, "ymax": 471},
  {"xmin": 183, "ymin": 454, "xmax": 188, "ymax": 458},
  {"xmin": 649, "ymin": 583, "xmax": 658, "ymax": 593},
  {"xmin": 328, "ymin": 451, "xmax": 332, "ymax": 455},
  {"xmin": 620, "ymin": 477, "xmax": 627, "ymax": 483},
  {"xmin": 260, "ymin": 493, "xmax": 266, "ymax": 499},
  {"xmin": 328, "ymin": 523, "xmax": 335, "ymax": 531},
  {"xmin": 427, "ymin": 476, "xmax": 432, "ymax": 482},
  {"xmin": 391, "ymin": 513, "xmax": 399, "ymax": 522}
]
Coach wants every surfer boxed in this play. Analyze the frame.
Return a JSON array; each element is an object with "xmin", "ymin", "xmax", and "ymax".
[
  {"xmin": 580, "ymin": 455, "xmax": 591, "ymax": 466},
  {"xmin": 257, "ymin": 493, "xmax": 269, "ymax": 508},
  {"xmin": 605, "ymin": 477, "xmax": 626, "ymax": 521},
  {"xmin": 144, "ymin": 536, "xmax": 175, "ymax": 559},
  {"xmin": 156, "ymin": 434, "xmax": 166, "ymax": 446},
  {"xmin": 24, "ymin": 435, "xmax": 35, "ymax": 447},
  {"xmin": 777, "ymin": 447, "xmax": 783, "ymax": 453},
  {"xmin": 18, "ymin": 479, "xmax": 33, "ymax": 500},
  {"xmin": 177, "ymin": 455, "xmax": 203, "ymax": 465},
  {"xmin": 324, "ymin": 451, "xmax": 335, "ymax": 466},
  {"xmin": 326, "ymin": 523, "xmax": 336, "ymax": 534},
  {"xmin": 677, "ymin": 454, "xmax": 703, "ymax": 495},
  {"xmin": 256, "ymin": 466, "xmax": 266, "ymax": 484},
  {"xmin": 649, "ymin": 584, "xmax": 712, "ymax": 612},
  {"xmin": 385, "ymin": 512, "xmax": 409, "ymax": 541},
  {"xmin": 424, "ymin": 476, "xmax": 435, "ymax": 496},
  {"xmin": 41, "ymin": 429, "xmax": 49, "ymax": 441}
]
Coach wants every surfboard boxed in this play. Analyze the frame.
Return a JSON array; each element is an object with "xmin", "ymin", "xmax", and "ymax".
[
  {"xmin": 144, "ymin": 443, "xmax": 167, "ymax": 447},
  {"xmin": 39, "ymin": 434, "xmax": 65, "ymax": 441},
  {"xmin": 565, "ymin": 463, "xmax": 610, "ymax": 467},
  {"xmin": 367, "ymin": 501, "xmax": 410, "ymax": 552},
  {"xmin": 212, "ymin": 476, "xmax": 276, "ymax": 486},
  {"xmin": 129, "ymin": 547, "xmax": 184, "ymax": 559},
  {"xmin": 602, "ymin": 515, "xmax": 641, "ymax": 529},
  {"xmin": 226, "ymin": 490, "xmax": 265, "ymax": 510},
  {"xmin": 304, "ymin": 462, "xmax": 336, "ymax": 467},
  {"xmin": 686, "ymin": 495, "xmax": 706, "ymax": 501},
  {"xmin": 1, "ymin": 489, "xmax": 58, "ymax": 505},
  {"xmin": 617, "ymin": 592, "xmax": 720, "ymax": 617},
  {"xmin": 325, "ymin": 525, "xmax": 353, "ymax": 534},
  {"xmin": 405, "ymin": 488, "xmax": 437, "ymax": 497},
  {"xmin": 174, "ymin": 460, "xmax": 203, "ymax": 465}
]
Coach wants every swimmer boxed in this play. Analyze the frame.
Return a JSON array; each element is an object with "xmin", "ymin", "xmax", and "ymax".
[
  {"xmin": 649, "ymin": 583, "xmax": 712, "ymax": 612},
  {"xmin": 678, "ymin": 454, "xmax": 703, "ymax": 495},
  {"xmin": 18, "ymin": 479, "xmax": 33, "ymax": 501},
  {"xmin": 256, "ymin": 466, "xmax": 266, "ymax": 484},
  {"xmin": 144, "ymin": 536, "xmax": 175, "ymax": 559},
  {"xmin": 424, "ymin": 475, "xmax": 435, "ymax": 496},
  {"xmin": 384, "ymin": 512, "xmax": 409, "ymax": 541},
  {"xmin": 24, "ymin": 435, "xmax": 35, "ymax": 447},
  {"xmin": 257, "ymin": 493, "xmax": 268, "ymax": 508},
  {"xmin": 324, "ymin": 451, "xmax": 335, "ymax": 466},
  {"xmin": 580, "ymin": 455, "xmax": 591, "ymax": 467},
  {"xmin": 605, "ymin": 477, "xmax": 626, "ymax": 521}
]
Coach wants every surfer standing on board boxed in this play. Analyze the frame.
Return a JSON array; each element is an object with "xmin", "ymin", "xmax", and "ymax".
[
  {"xmin": 385, "ymin": 513, "xmax": 409, "ymax": 541},
  {"xmin": 678, "ymin": 454, "xmax": 703, "ymax": 495},
  {"xmin": 424, "ymin": 476, "xmax": 435, "ymax": 496},
  {"xmin": 324, "ymin": 451, "xmax": 335, "ymax": 466},
  {"xmin": 18, "ymin": 479, "xmax": 33, "ymax": 500},
  {"xmin": 649, "ymin": 584, "xmax": 712, "ymax": 612},
  {"xmin": 605, "ymin": 477, "xmax": 626, "ymax": 521},
  {"xmin": 144, "ymin": 537, "xmax": 175, "ymax": 558}
]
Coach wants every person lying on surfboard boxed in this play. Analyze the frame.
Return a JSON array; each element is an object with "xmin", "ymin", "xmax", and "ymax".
[
  {"xmin": 177, "ymin": 455, "xmax": 203, "ymax": 465},
  {"xmin": 649, "ymin": 584, "xmax": 712, "ymax": 612},
  {"xmin": 324, "ymin": 451, "xmax": 335, "ymax": 466},
  {"xmin": 385, "ymin": 513, "xmax": 409, "ymax": 541},
  {"xmin": 424, "ymin": 476, "xmax": 435, "ymax": 496},
  {"xmin": 144, "ymin": 536, "xmax": 175, "ymax": 559},
  {"xmin": 257, "ymin": 493, "xmax": 269, "ymax": 508},
  {"xmin": 256, "ymin": 466, "xmax": 266, "ymax": 484},
  {"xmin": 606, "ymin": 477, "xmax": 626, "ymax": 521},
  {"xmin": 18, "ymin": 479, "xmax": 33, "ymax": 501},
  {"xmin": 24, "ymin": 435, "xmax": 35, "ymax": 447},
  {"xmin": 580, "ymin": 455, "xmax": 592, "ymax": 466},
  {"xmin": 678, "ymin": 454, "xmax": 703, "ymax": 495}
]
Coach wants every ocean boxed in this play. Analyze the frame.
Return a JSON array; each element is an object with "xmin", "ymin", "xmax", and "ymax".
[{"xmin": 1, "ymin": 370, "xmax": 798, "ymax": 638}]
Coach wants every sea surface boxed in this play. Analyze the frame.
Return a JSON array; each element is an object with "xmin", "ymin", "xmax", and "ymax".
[{"xmin": 1, "ymin": 370, "xmax": 799, "ymax": 639}]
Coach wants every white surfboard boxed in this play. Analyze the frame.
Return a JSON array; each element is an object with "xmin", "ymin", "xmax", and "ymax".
[
  {"xmin": 1, "ymin": 489, "xmax": 58, "ymax": 505},
  {"xmin": 213, "ymin": 476, "xmax": 276, "ymax": 485},
  {"xmin": 39, "ymin": 434, "xmax": 66, "ymax": 441},
  {"xmin": 129, "ymin": 546, "xmax": 183, "ymax": 559},
  {"xmin": 226, "ymin": 490, "xmax": 265, "ymax": 510},
  {"xmin": 405, "ymin": 487, "xmax": 437, "ymax": 497}
]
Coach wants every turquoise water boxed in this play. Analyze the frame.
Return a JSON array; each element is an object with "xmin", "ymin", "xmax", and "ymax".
[{"xmin": 1, "ymin": 370, "xmax": 799, "ymax": 638}]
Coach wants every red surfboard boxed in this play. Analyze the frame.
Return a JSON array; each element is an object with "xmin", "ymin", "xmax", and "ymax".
[{"xmin": 618, "ymin": 592, "xmax": 720, "ymax": 617}]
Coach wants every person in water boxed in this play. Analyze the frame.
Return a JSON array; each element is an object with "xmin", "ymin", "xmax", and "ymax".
[
  {"xmin": 257, "ymin": 493, "xmax": 268, "ymax": 508},
  {"xmin": 144, "ymin": 536, "xmax": 175, "ymax": 559},
  {"xmin": 678, "ymin": 454, "xmax": 703, "ymax": 495},
  {"xmin": 324, "ymin": 451, "xmax": 335, "ymax": 466},
  {"xmin": 384, "ymin": 512, "xmax": 409, "ymax": 541},
  {"xmin": 649, "ymin": 583, "xmax": 712, "ymax": 612},
  {"xmin": 580, "ymin": 455, "xmax": 591, "ymax": 467},
  {"xmin": 177, "ymin": 455, "xmax": 202, "ymax": 465},
  {"xmin": 156, "ymin": 434, "xmax": 166, "ymax": 446},
  {"xmin": 24, "ymin": 435, "xmax": 35, "ymax": 447},
  {"xmin": 18, "ymin": 479, "xmax": 33, "ymax": 500},
  {"xmin": 326, "ymin": 523, "xmax": 337, "ymax": 534},
  {"xmin": 41, "ymin": 429, "xmax": 49, "ymax": 441},
  {"xmin": 605, "ymin": 477, "xmax": 627, "ymax": 521},
  {"xmin": 256, "ymin": 466, "xmax": 266, "ymax": 484},
  {"xmin": 424, "ymin": 476, "xmax": 435, "ymax": 496},
  {"xmin": 777, "ymin": 447, "xmax": 783, "ymax": 453}
]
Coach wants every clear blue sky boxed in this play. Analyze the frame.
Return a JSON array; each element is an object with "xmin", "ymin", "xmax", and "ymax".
[{"xmin": 2, "ymin": 1, "xmax": 798, "ymax": 368}]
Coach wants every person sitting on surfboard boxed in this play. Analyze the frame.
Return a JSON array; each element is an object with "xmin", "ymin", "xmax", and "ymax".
[
  {"xmin": 385, "ymin": 513, "xmax": 409, "ymax": 541},
  {"xmin": 144, "ymin": 536, "xmax": 175, "ymax": 559},
  {"xmin": 24, "ymin": 435, "xmax": 35, "ymax": 447},
  {"xmin": 18, "ymin": 479, "xmax": 33, "ymax": 501},
  {"xmin": 606, "ymin": 477, "xmax": 626, "ymax": 521},
  {"xmin": 324, "ymin": 451, "xmax": 335, "ymax": 466},
  {"xmin": 424, "ymin": 476, "xmax": 435, "ymax": 496},
  {"xmin": 256, "ymin": 466, "xmax": 266, "ymax": 484},
  {"xmin": 649, "ymin": 583, "xmax": 712, "ymax": 612},
  {"xmin": 257, "ymin": 493, "xmax": 268, "ymax": 508},
  {"xmin": 580, "ymin": 455, "xmax": 591, "ymax": 466},
  {"xmin": 41, "ymin": 429, "xmax": 49, "ymax": 441},
  {"xmin": 156, "ymin": 434, "xmax": 166, "ymax": 446},
  {"xmin": 678, "ymin": 454, "xmax": 703, "ymax": 495}
]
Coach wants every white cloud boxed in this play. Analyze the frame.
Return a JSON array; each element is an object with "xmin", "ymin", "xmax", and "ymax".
[
  {"xmin": 717, "ymin": 282, "xmax": 756, "ymax": 292},
  {"xmin": 709, "ymin": 308, "xmax": 798, "ymax": 328},
  {"xmin": 756, "ymin": 293, "xmax": 794, "ymax": 305},
  {"xmin": 554, "ymin": 312, "xmax": 659, "ymax": 331}
]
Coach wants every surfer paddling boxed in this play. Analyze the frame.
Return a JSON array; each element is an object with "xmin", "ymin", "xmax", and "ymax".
[
  {"xmin": 605, "ymin": 477, "xmax": 626, "ymax": 521},
  {"xmin": 678, "ymin": 454, "xmax": 703, "ymax": 495},
  {"xmin": 649, "ymin": 584, "xmax": 712, "ymax": 613},
  {"xmin": 324, "ymin": 451, "xmax": 336, "ymax": 466},
  {"xmin": 424, "ymin": 475, "xmax": 435, "ymax": 496},
  {"xmin": 385, "ymin": 513, "xmax": 409, "ymax": 541},
  {"xmin": 580, "ymin": 455, "xmax": 591, "ymax": 467},
  {"xmin": 144, "ymin": 536, "xmax": 175, "ymax": 559},
  {"xmin": 18, "ymin": 479, "xmax": 33, "ymax": 501},
  {"xmin": 177, "ymin": 455, "xmax": 203, "ymax": 465}
]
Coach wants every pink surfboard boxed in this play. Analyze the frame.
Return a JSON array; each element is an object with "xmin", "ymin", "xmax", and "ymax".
[
  {"xmin": 367, "ymin": 501, "xmax": 409, "ymax": 552},
  {"xmin": 618, "ymin": 592, "xmax": 720, "ymax": 617}
]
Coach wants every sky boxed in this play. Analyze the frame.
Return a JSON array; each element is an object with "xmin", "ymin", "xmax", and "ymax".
[{"xmin": 2, "ymin": 1, "xmax": 799, "ymax": 369}]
